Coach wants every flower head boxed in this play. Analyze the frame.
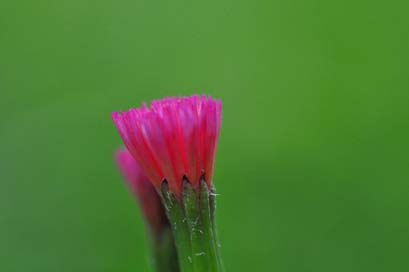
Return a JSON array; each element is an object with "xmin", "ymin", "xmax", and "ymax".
[
  {"xmin": 112, "ymin": 95, "xmax": 222, "ymax": 196},
  {"xmin": 116, "ymin": 149, "xmax": 169, "ymax": 235}
]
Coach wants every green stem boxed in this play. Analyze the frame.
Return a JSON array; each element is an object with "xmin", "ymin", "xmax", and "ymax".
[
  {"xmin": 160, "ymin": 180, "xmax": 224, "ymax": 272},
  {"xmin": 183, "ymin": 181, "xmax": 208, "ymax": 272},
  {"xmin": 200, "ymin": 180, "xmax": 221, "ymax": 272},
  {"xmin": 150, "ymin": 227, "xmax": 180, "ymax": 272},
  {"xmin": 160, "ymin": 183, "xmax": 194, "ymax": 272},
  {"xmin": 209, "ymin": 185, "xmax": 225, "ymax": 272}
]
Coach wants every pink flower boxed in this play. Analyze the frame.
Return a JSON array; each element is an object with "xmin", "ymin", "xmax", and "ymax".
[
  {"xmin": 112, "ymin": 95, "xmax": 222, "ymax": 196},
  {"xmin": 116, "ymin": 149, "xmax": 168, "ymax": 235}
]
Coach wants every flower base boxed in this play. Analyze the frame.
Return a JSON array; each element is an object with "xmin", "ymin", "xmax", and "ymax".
[{"xmin": 160, "ymin": 179, "xmax": 224, "ymax": 272}]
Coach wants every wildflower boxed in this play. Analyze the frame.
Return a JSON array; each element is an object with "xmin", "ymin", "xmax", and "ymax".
[
  {"xmin": 112, "ymin": 95, "xmax": 224, "ymax": 272},
  {"xmin": 112, "ymin": 95, "xmax": 222, "ymax": 197}
]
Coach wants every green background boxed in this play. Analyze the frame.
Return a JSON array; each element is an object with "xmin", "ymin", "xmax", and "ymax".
[{"xmin": 1, "ymin": 0, "xmax": 409, "ymax": 271}]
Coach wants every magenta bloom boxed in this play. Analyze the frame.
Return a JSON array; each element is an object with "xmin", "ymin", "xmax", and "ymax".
[
  {"xmin": 116, "ymin": 149, "xmax": 168, "ymax": 235},
  {"xmin": 112, "ymin": 95, "xmax": 222, "ymax": 196}
]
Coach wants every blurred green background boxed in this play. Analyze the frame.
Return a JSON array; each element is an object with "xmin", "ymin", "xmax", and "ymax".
[{"xmin": 1, "ymin": 0, "xmax": 409, "ymax": 271}]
